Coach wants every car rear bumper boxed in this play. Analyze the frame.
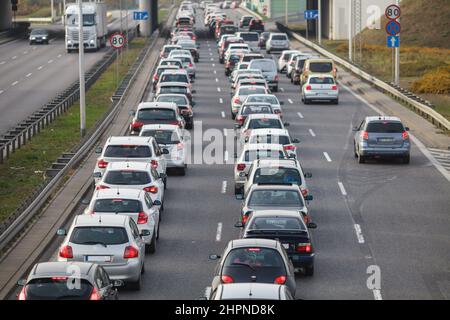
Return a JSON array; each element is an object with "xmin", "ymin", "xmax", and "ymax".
[
  {"xmin": 101, "ymin": 260, "xmax": 142, "ymax": 282},
  {"xmin": 289, "ymin": 253, "xmax": 315, "ymax": 268},
  {"xmin": 304, "ymin": 91, "xmax": 339, "ymax": 100},
  {"xmin": 360, "ymin": 147, "xmax": 410, "ymax": 157},
  {"xmin": 166, "ymin": 158, "xmax": 186, "ymax": 168}
]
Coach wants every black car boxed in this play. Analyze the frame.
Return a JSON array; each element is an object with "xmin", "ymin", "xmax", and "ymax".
[
  {"xmin": 29, "ymin": 29, "xmax": 49, "ymax": 45},
  {"xmin": 239, "ymin": 16, "xmax": 253, "ymax": 29},
  {"xmin": 237, "ymin": 210, "xmax": 317, "ymax": 276},
  {"xmin": 248, "ymin": 18, "xmax": 265, "ymax": 33},
  {"xmin": 17, "ymin": 262, "xmax": 122, "ymax": 300}
]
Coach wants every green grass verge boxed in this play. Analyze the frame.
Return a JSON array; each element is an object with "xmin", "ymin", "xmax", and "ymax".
[{"xmin": 0, "ymin": 38, "xmax": 146, "ymax": 223}]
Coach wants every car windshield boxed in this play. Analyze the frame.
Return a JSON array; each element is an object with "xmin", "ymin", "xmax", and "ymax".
[
  {"xmin": 31, "ymin": 29, "xmax": 48, "ymax": 35},
  {"xmin": 242, "ymin": 105, "xmax": 273, "ymax": 115},
  {"xmin": 70, "ymin": 227, "xmax": 128, "ymax": 245},
  {"xmin": 283, "ymin": 53, "xmax": 292, "ymax": 61},
  {"xmin": 366, "ymin": 121, "xmax": 404, "ymax": 133},
  {"xmin": 248, "ymin": 190, "xmax": 304, "ymax": 207},
  {"xmin": 140, "ymin": 129, "xmax": 181, "ymax": 144},
  {"xmin": 104, "ymin": 145, "xmax": 152, "ymax": 158},
  {"xmin": 25, "ymin": 278, "xmax": 93, "ymax": 300},
  {"xmin": 250, "ymin": 60, "xmax": 276, "ymax": 72},
  {"xmin": 104, "ymin": 170, "xmax": 151, "ymax": 185},
  {"xmin": 247, "ymin": 95, "xmax": 278, "ymax": 105},
  {"xmin": 240, "ymin": 33, "xmax": 259, "ymax": 41},
  {"xmin": 93, "ymin": 199, "xmax": 142, "ymax": 213},
  {"xmin": 310, "ymin": 77, "xmax": 335, "ymax": 84},
  {"xmin": 309, "ymin": 62, "xmax": 333, "ymax": 73},
  {"xmin": 157, "ymin": 95, "xmax": 188, "ymax": 105},
  {"xmin": 66, "ymin": 13, "xmax": 95, "ymax": 26},
  {"xmin": 272, "ymin": 35, "xmax": 287, "ymax": 41},
  {"xmin": 224, "ymin": 248, "xmax": 284, "ymax": 268},
  {"xmin": 249, "ymin": 217, "xmax": 305, "ymax": 231},
  {"xmin": 244, "ymin": 150, "xmax": 285, "ymax": 162},
  {"xmin": 248, "ymin": 118, "xmax": 282, "ymax": 129},
  {"xmin": 249, "ymin": 135, "xmax": 290, "ymax": 145},
  {"xmin": 161, "ymin": 74, "xmax": 188, "ymax": 83},
  {"xmin": 253, "ymin": 167, "xmax": 302, "ymax": 185},
  {"xmin": 239, "ymin": 87, "xmax": 266, "ymax": 96},
  {"xmin": 138, "ymin": 108, "xmax": 177, "ymax": 120}
]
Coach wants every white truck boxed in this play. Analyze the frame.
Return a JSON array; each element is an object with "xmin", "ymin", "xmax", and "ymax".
[{"xmin": 65, "ymin": 1, "xmax": 108, "ymax": 53}]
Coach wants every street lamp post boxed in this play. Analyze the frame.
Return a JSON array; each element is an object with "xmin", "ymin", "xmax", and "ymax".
[
  {"xmin": 348, "ymin": 0, "xmax": 352, "ymax": 61},
  {"xmin": 78, "ymin": 0, "xmax": 86, "ymax": 137}
]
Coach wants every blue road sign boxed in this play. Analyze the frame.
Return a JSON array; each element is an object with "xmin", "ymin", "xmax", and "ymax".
[
  {"xmin": 387, "ymin": 36, "xmax": 400, "ymax": 48},
  {"xmin": 133, "ymin": 11, "xmax": 149, "ymax": 21},
  {"xmin": 385, "ymin": 20, "xmax": 401, "ymax": 36},
  {"xmin": 304, "ymin": 10, "xmax": 319, "ymax": 20}
]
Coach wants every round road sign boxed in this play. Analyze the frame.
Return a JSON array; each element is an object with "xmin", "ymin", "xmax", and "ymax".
[
  {"xmin": 386, "ymin": 20, "xmax": 401, "ymax": 36},
  {"xmin": 385, "ymin": 4, "xmax": 401, "ymax": 20},
  {"xmin": 110, "ymin": 32, "xmax": 126, "ymax": 49}
]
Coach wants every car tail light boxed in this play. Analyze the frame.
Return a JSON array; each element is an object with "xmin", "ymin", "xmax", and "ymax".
[
  {"xmin": 243, "ymin": 129, "xmax": 251, "ymax": 136},
  {"xmin": 144, "ymin": 186, "xmax": 158, "ymax": 194},
  {"xmin": 97, "ymin": 159, "xmax": 108, "ymax": 169},
  {"xmin": 151, "ymin": 159, "xmax": 158, "ymax": 168},
  {"xmin": 153, "ymin": 74, "xmax": 158, "ymax": 81},
  {"xmin": 59, "ymin": 245, "xmax": 73, "ymax": 259},
  {"xmin": 274, "ymin": 109, "xmax": 281, "ymax": 115},
  {"xmin": 188, "ymin": 62, "xmax": 193, "ymax": 67},
  {"xmin": 301, "ymin": 188, "xmax": 309, "ymax": 197},
  {"xmin": 237, "ymin": 163, "xmax": 246, "ymax": 171},
  {"xmin": 242, "ymin": 214, "xmax": 249, "ymax": 224},
  {"xmin": 233, "ymin": 97, "xmax": 241, "ymax": 104},
  {"xmin": 89, "ymin": 286, "xmax": 101, "ymax": 300},
  {"xmin": 192, "ymin": 36, "xmax": 197, "ymax": 40},
  {"xmin": 131, "ymin": 121, "xmax": 144, "ymax": 129},
  {"xmin": 96, "ymin": 185, "xmax": 110, "ymax": 190},
  {"xmin": 274, "ymin": 276, "xmax": 286, "ymax": 284},
  {"xmin": 296, "ymin": 243, "xmax": 312, "ymax": 253},
  {"xmin": 402, "ymin": 131, "xmax": 409, "ymax": 140},
  {"xmin": 18, "ymin": 286, "xmax": 27, "ymax": 300},
  {"xmin": 360, "ymin": 130, "xmax": 369, "ymax": 140},
  {"xmin": 123, "ymin": 246, "xmax": 139, "ymax": 259},
  {"xmin": 221, "ymin": 275, "xmax": 234, "ymax": 284},
  {"xmin": 275, "ymin": 75, "xmax": 280, "ymax": 81},
  {"xmin": 305, "ymin": 85, "xmax": 312, "ymax": 91},
  {"xmin": 236, "ymin": 115, "xmax": 245, "ymax": 125},
  {"xmin": 137, "ymin": 212, "xmax": 148, "ymax": 224},
  {"xmin": 331, "ymin": 85, "xmax": 338, "ymax": 90},
  {"xmin": 177, "ymin": 142, "xmax": 184, "ymax": 150},
  {"xmin": 284, "ymin": 144, "xmax": 295, "ymax": 151}
]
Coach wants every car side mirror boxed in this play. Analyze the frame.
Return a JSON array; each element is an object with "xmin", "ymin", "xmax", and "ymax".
[
  {"xmin": 352, "ymin": 126, "xmax": 359, "ymax": 132},
  {"xmin": 234, "ymin": 123, "xmax": 240, "ymax": 129},
  {"xmin": 112, "ymin": 280, "xmax": 124, "ymax": 288},
  {"xmin": 162, "ymin": 148, "xmax": 170, "ymax": 154},
  {"xmin": 305, "ymin": 195, "xmax": 313, "ymax": 201},
  {"xmin": 292, "ymin": 138, "xmax": 300, "ymax": 143},
  {"xmin": 284, "ymin": 122, "xmax": 290, "ymax": 127},
  {"xmin": 288, "ymin": 154, "xmax": 296, "ymax": 159},
  {"xmin": 140, "ymin": 230, "xmax": 151, "ymax": 237},
  {"xmin": 153, "ymin": 200, "xmax": 162, "ymax": 206},
  {"xmin": 209, "ymin": 254, "xmax": 221, "ymax": 260},
  {"xmin": 56, "ymin": 228, "xmax": 67, "ymax": 236},
  {"xmin": 160, "ymin": 173, "xmax": 167, "ymax": 179},
  {"xmin": 17, "ymin": 279, "xmax": 27, "ymax": 286},
  {"xmin": 94, "ymin": 146, "xmax": 102, "ymax": 154},
  {"xmin": 234, "ymin": 221, "xmax": 244, "ymax": 228},
  {"xmin": 405, "ymin": 127, "xmax": 410, "ymax": 131},
  {"xmin": 304, "ymin": 172, "xmax": 312, "ymax": 178},
  {"xmin": 307, "ymin": 222, "xmax": 317, "ymax": 229},
  {"xmin": 93, "ymin": 172, "xmax": 102, "ymax": 178},
  {"xmin": 128, "ymin": 110, "xmax": 136, "ymax": 116},
  {"xmin": 192, "ymin": 89, "xmax": 197, "ymax": 94}
]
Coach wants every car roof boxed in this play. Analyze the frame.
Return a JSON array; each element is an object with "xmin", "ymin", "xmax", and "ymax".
[
  {"xmin": 141, "ymin": 124, "xmax": 180, "ymax": 131},
  {"xmin": 93, "ymin": 188, "xmax": 144, "ymax": 200},
  {"xmin": 156, "ymin": 93, "xmax": 188, "ymax": 99},
  {"xmin": 244, "ymin": 143, "xmax": 285, "ymax": 151},
  {"xmin": 137, "ymin": 101, "xmax": 178, "ymax": 110},
  {"xmin": 242, "ymin": 102, "xmax": 273, "ymax": 107},
  {"xmin": 30, "ymin": 262, "xmax": 95, "ymax": 279},
  {"xmin": 248, "ymin": 128, "xmax": 289, "ymax": 135},
  {"xmin": 106, "ymin": 136, "xmax": 153, "ymax": 145},
  {"xmin": 106, "ymin": 161, "xmax": 151, "ymax": 171},
  {"xmin": 249, "ymin": 184, "xmax": 301, "ymax": 191},
  {"xmin": 246, "ymin": 113, "xmax": 280, "ymax": 120},
  {"xmin": 365, "ymin": 116, "xmax": 402, "ymax": 122},
  {"xmin": 74, "ymin": 214, "xmax": 128, "ymax": 227},
  {"xmin": 251, "ymin": 158, "xmax": 299, "ymax": 169},
  {"xmin": 230, "ymin": 238, "xmax": 279, "ymax": 249},
  {"xmin": 219, "ymin": 283, "xmax": 283, "ymax": 300}
]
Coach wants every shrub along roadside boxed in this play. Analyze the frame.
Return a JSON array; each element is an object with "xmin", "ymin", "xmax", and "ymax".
[{"xmin": 0, "ymin": 38, "xmax": 146, "ymax": 223}]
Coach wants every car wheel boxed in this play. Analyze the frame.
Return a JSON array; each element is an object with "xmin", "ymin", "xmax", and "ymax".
[
  {"xmin": 304, "ymin": 265, "xmax": 314, "ymax": 276},
  {"xmin": 333, "ymin": 99, "xmax": 339, "ymax": 105},
  {"xmin": 141, "ymin": 263, "xmax": 145, "ymax": 274},
  {"xmin": 129, "ymin": 275, "xmax": 141, "ymax": 291},
  {"xmin": 354, "ymin": 143, "xmax": 358, "ymax": 158},
  {"xmin": 164, "ymin": 178, "xmax": 167, "ymax": 190},
  {"xmin": 403, "ymin": 155, "xmax": 410, "ymax": 164},
  {"xmin": 358, "ymin": 153, "xmax": 366, "ymax": 164},
  {"xmin": 303, "ymin": 98, "xmax": 310, "ymax": 105},
  {"xmin": 272, "ymin": 86, "xmax": 278, "ymax": 92},
  {"xmin": 179, "ymin": 167, "xmax": 186, "ymax": 176},
  {"xmin": 234, "ymin": 186, "xmax": 241, "ymax": 195},
  {"xmin": 156, "ymin": 223, "xmax": 160, "ymax": 240},
  {"xmin": 146, "ymin": 232, "xmax": 156, "ymax": 254}
]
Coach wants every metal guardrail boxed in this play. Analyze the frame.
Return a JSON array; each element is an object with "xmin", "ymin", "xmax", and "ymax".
[
  {"xmin": 0, "ymin": 6, "xmax": 177, "ymax": 255},
  {"xmin": 276, "ymin": 22, "xmax": 450, "ymax": 132}
]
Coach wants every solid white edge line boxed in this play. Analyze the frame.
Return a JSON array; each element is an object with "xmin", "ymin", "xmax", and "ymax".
[
  {"xmin": 338, "ymin": 182, "xmax": 347, "ymax": 196},
  {"xmin": 354, "ymin": 224, "xmax": 365, "ymax": 243},
  {"xmin": 216, "ymin": 222, "xmax": 223, "ymax": 241},
  {"xmin": 323, "ymin": 152, "xmax": 332, "ymax": 162},
  {"xmin": 340, "ymin": 82, "xmax": 450, "ymax": 183}
]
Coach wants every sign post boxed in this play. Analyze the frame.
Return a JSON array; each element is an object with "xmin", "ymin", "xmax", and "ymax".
[
  {"xmin": 385, "ymin": 3, "xmax": 401, "ymax": 85},
  {"xmin": 304, "ymin": 10, "xmax": 318, "ymax": 41},
  {"xmin": 110, "ymin": 33, "xmax": 126, "ymax": 87}
]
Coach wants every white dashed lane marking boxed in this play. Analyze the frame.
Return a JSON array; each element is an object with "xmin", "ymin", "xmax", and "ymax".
[
  {"xmin": 216, "ymin": 223, "xmax": 223, "ymax": 241},
  {"xmin": 338, "ymin": 182, "xmax": 347, "ymax": 196},
  {"xmin": 221, "ymin": 181, "xmax": 227, "ymax": 194},
  {"xmin": 288, "ymin": 99, "xmax": 293, "ymax": 104},
  {"xmin": 11, "ymin": 81, "xmax": 19, "ymax": 86},
  {"xmin": 354, "ymin": 224, "xmax": 365, "ymax": 244},
  {"xmin": 297, "ymin": 112, "xmax": 304, "ymax": 119},
  {"xmin": 26, "ymin": 73, "xmax": 32, "ymax": 78},
  {"xmin": 309, "ymin": 129, "xmax": 316, "ymax": 137},
  {"xmin": 323, "ymin": 152, "xmax": 332, "ymax": 162}
]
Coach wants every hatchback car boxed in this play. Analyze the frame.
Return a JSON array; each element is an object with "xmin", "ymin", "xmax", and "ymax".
[
  {"xmin": 353, "ymin": 116, "xmax": 411, "ymax": 164},
  {"xmin": 230, "ymin": 85, "xmax": 269, "ymax": 119},
  {"xmin": 301, "ymin": 58, "xmax": 337, "ymax": 85},
  {"xmin": 243, "ymin": 94, "xmax": 283, "ymax": 116},
  {"xmin": 266, "ymin": 33, "xmax": 290, "ymax": 53},
  {"xmin": 236, "ymin": 32, "xmax": 260, "ymax": 52},
  {"xmin": 239, "ymin": 16, "xmax": 253, "ymax": 30},
  {"xmin": 248, "ymin": 18, "xmax": 265, "ymax": 33},
  {"xmin": 57, "ymin": 215, "xmax": 146, "ymax": 290},
  {"xmin": 248, "ymin": 59, "xmax": 279, "ymax": 92},
  {"xmin": 238, "ymin": 114, "xmax": 289, "ymax": 143},
  {"xmin": 129, "ymin": 102, "xmax": 185, "ymax": 134},
  {"xmin": 235, "ymin": 103, "xmax": 274, "ymax": 128},
  {"xmin": 177, "ymin": 40, "xmax": 200, "ymax": 62},
  {"xmin": 152, "ymin": 65, "xmax": 180, "ymax": 91},
  {"xmin": 154, "ymin": 94, "xmax": 194, "ymax": 129},
  {"xmin": 302, "ymin": 74, "xmax": 339, "ymax": 104},
  {"xmin": 17, "ymin": 262, "xmax": 122, "ymax": 300},
  {"xmin": 209, "ymin": 239, "xmax": 296, "ymax": 296},
  {"xmin": 160, "ymin": 44, "xmax": 182, "ymax": 59},
  {"xmin": 207, "ymin": 283, "xmax": 293, "ymax": 300},
  {"xmin": 278, "ymin": 50, "xmax": 300, "ymax": 73},
  {"xmin": 170, "ymin": 54, "xmax": 196, "ymax": 78},
  {"xmin": 244, "ymin": 129, "xmax": 300, "ymax": 159}
]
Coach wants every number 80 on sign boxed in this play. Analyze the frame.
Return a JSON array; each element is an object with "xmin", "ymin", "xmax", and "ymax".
[
  {"xmin": 110, "ymin": 32, "xmax": 126, "ymax": 49},
  {"xmin": 385, "ymin": 4, "xmax": 401, "ymax": 20}
]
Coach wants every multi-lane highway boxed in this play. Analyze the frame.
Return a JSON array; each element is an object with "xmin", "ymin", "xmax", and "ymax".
[
  {"xmin": 6, "ymin": 6, "xmax": 450, "ymax": 300},
  {"xmin": 0, "ymin": 11, "xmax": 136, "ymax": 135}
]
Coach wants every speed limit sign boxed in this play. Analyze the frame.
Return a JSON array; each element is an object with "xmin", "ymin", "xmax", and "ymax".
[
  {"xmin": 110, "ymin": 32, "xmax": 126, "ymax": 49},
  {"xmin": 385, "ymin": 4, "xmax": 401, "ymax": 20}
]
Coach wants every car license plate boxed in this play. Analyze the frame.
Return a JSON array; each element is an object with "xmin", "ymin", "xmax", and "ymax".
[
  {"xmin": 87, "ymin": 256, "xmax": 111, "ymax": 262},
  {"xmin": 378, "ymin": 138, "xmax": 394, "ymax": 142},
  {"xmin": 282, "ymin": 243, "xmax": 289, "ymax": 249}
]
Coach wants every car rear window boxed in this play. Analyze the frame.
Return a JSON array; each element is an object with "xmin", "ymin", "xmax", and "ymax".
[
  {"xmin": 283, "ymin": 53, "xmax": 292, "ymax": 61},
  {"xmin": 239, "ymin": 87, "xmax": 266, "ymax": 95},
  {"xmin": 224, "ymin": 248, "xmax": 284, "ymax": 268},
  {"xmin": 93, "ymin": 199, "xmax": 142, "ymax": 213},
  {"xmin": 221, "ymin": 26, "xmax": 237, "ymax": 33},
  {"xmin": 249, "ymin": 217, "xmax": 305, "ymax": 231},
  {"xmin": 247, "ymin": 95, "xmax": 278, "ymax": 105},
  {"xmin": 248, "ymin": 190, "xmax": 304, "ymax": 207},
  {"xmin": 242, "ymin": 105, "xmax": 273, "ymax": 115},
  {"xmin": 104, "ymin": 170, "xmax": 151, "ymax": 185},
  {"xmin": 249, "ymin": 135, "xmax": 290, "ymax": 145},
  {"xmin": 253, "ymin": 167, "xmax": 302, "ymax": 185},
  {"xmin": 244, "ymin": 150, "xmax": 285, "ymax": 162},
  {"xmin": 160, "ymin": 60, "xmax": 182, "ymax": 67},
  {"xmin": 366, "ymin": 121, "xmax": 404, "ymax": 133},
  {"xmin": 157, "ymin": 67, "xmax": 178, "ymax": 77},
  {"xmin": 70, "ymin": 227, "xmax": 129, "ymax": 245},
  {"xmin": 309, "ymin": 62, "xmax": 333, "ymax": 73},
  {"xmin": 138, "ymin": 108, "xmax": 177, "ymax": 120},
  {"xmin": 250, "ymin": 60, "xmax": 276, "ymax": 72},
  {"xmin": 310, "ymin": 77, "xmax": 335, "ymax": 84},
  {"xmin": 140, "ymin": 129, "xmax": 181, "ymax": 144},
  {"xmin": 240, "ymin": 33, "xmax": 259, "ymax": 41},
  {"xmin": 157, "ymin": 95, "xmax": 188, "ymax": 105},
  {"xmin": 161, "ymin": 74, "xmax": 188, "ymax": 83},
  {"xmin": 104, "ymin": 145, "xmax": 152, "ymax": 158},
  {"xmin": 25, "ymin": 278, "xmax": 93, "ymax": 300},
  {"xmin": 248, "ymin": 118, "xmax": 282, "ymax": 129},
  {"xmin": 272, "ymin": 35, "xmax": 287, "ymax": 40}
]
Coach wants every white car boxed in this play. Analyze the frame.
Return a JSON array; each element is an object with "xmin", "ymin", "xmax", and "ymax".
[
  {"xmin": 266, "ymin": 33, "xmax": 290, "ymax": 53},
  {"xmin": 235, "ymin": 32, "xmax": 260, "ymax": 52},
  {"xmin": 301, "ymin": 74, "xmax": 339, "ymax": 105},
  {"xmin": 93, "ymin": 136, "xmax": 167, "ymax": 186},
  {"xmin": 244, "ymin": 128, "xmax": 300, "ymax": 158},
  {"xmin": 85, "ymin": 188, "xmax": 161, "ymax": 251},
  {"xmin": 238, "ymin": 113, "xmax": 289, "ymax": 144},
  {"xmin": 230, "ymin": 85, "xmax": 269, "ymax": 119},
  {"xmin": 230, "ymin": 69, "xmax": 263, "ymax": 83},
  {"xmin": 234, "ymin": 143, "xmax": 289, "ymax": 194},
  {"xmin": 243, "ymin": 94, "xmax": 284, "ymax": 116},
  {"xmin": 140, "ymin": 124, "xmax": 188, "ymax": 175},
  {"xmin": 278, "ymin": 50, "xmax": 300, "ymax": 72},
  {"xmin": 207, "ymin": 283, "xmax": 294, "ymax": 300}
]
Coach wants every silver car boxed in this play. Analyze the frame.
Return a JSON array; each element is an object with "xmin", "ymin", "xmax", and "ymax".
[
  {"xmin": 266, "ymin": 33, "xmax": 290, "ymax": 53},
  {"xmin": 248, "ymin": 59, "xmax": 279, "ymax": 92},
  {"xmin": 301, "ymin": 74, "xmax": 339, "ymax": 104},
  {"xmin": 243, "ymin": 94, "xmax": 284, "ymax": 116},
  {"xmin": 207, "ymin": 283, "xmax": 294, "ymax": 300},
  {"xmin": 353, "ymin": 116, "xmax": 411, "ymax": 164},
  {"xmin": 57, "ymin": 215, "xmax": 146, "ymax": 290}
]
